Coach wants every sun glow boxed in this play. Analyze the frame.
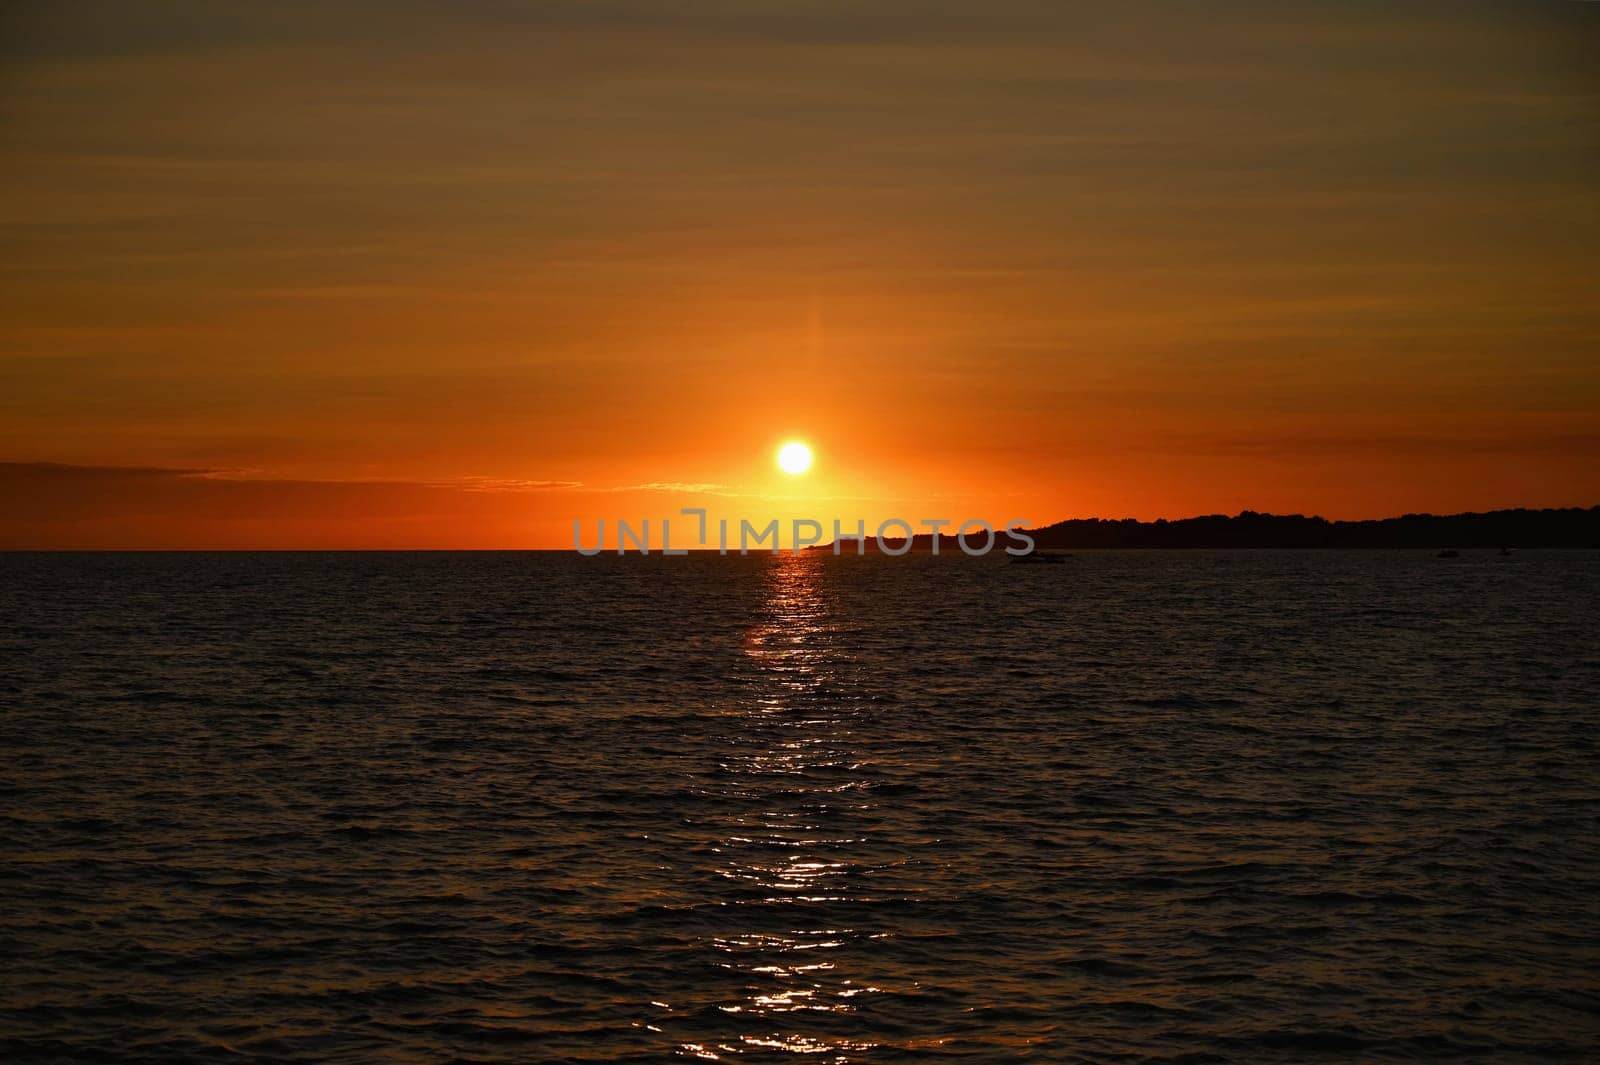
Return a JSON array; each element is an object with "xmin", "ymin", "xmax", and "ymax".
[{"xmin": 777, "ymin": 441, "xmax": 813, "ymax": 476}]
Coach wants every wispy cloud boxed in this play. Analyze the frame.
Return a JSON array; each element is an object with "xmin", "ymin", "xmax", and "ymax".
[
  {"xmin": 201, "ymin": 469, "xmax": 587, "ymax": 493},
  {"xmin": 597, "ymin": 481, "xmax": 747, "ymax": 497},
  {"xmin": 436, "ymin": 476, "xmax": 585, "ymax": 492},
  {"xmin": 10, "ymin": 464, "xmax": 589, "ymax": 493}
]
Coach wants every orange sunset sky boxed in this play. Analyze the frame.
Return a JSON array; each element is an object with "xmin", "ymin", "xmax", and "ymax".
[{"xmin": 2, "ymin": 2, "xmax": 1597, "ymax": 548}]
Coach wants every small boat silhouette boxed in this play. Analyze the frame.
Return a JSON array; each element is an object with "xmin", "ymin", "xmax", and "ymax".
[
  {"xmin": 1011, "ymin": 550, "xmax": 1066, "ymax": 564},
  {"xmin": 1437, "ymin": 548, "xmax": 1460, "ymax": 559}
]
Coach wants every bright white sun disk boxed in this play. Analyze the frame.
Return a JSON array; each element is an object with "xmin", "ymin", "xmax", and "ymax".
[{"xmin": 777, "ymin": 441, "xmax": 813, "ymax": 475}]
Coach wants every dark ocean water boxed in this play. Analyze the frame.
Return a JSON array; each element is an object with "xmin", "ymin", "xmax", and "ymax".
[{"xmin": 2, "ymin": 550, "xmax": 1598, "ymax": 1063}]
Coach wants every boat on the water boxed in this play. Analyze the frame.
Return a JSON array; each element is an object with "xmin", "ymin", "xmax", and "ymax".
[
  {"xmin": 1437, "ymin": 548, "xmax": 1460, "ymax": 558},
  {"xmin": 1011, "ymin": 550, "xmax": 1067, "ymax": 564}
]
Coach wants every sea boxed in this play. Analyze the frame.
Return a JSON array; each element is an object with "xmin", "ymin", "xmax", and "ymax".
[{"xmin": 2, "ymin": 550, "xmax": 1597, "ymax": 1063}]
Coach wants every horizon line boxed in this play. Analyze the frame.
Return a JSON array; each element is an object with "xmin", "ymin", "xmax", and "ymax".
[{"xmin": 4, "ymin": 504, "xmax": 1595, "ymax": 553}]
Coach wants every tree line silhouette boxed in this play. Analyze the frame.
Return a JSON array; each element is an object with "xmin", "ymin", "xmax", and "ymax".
[
  {"xmin": 1026, "ymin": 506, "xmax": 1599, "ymax": 549},
  {"xmin": 828, "ymin": 506, "xmax": 1600, "ymax": 552}
]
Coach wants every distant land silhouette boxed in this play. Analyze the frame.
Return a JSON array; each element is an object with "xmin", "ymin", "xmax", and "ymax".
[{"xmin": 817, "ymin": 506, "xmax": 1600, "ymax": 552}]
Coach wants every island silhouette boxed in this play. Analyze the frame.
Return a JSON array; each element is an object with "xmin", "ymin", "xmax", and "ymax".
[{"xmin": 813, "ymin": 506, "xmax": 1600, "ymax": 552}]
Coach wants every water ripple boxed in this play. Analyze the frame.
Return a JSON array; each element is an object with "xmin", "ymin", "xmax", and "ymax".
[{"xmin": 1, "ymin": 549, "xmax": 1597, "ymax": 1062}]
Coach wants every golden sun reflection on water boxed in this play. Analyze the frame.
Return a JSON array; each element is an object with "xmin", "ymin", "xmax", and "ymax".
[{"xmin": 688, "ymin": 553, "xmax": 890, "ymax": 1059}]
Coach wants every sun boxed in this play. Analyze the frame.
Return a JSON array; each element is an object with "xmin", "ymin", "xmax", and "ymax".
[{"xmin": 776, "ymin": 440, "xmax": 813, "ymax": 475}]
